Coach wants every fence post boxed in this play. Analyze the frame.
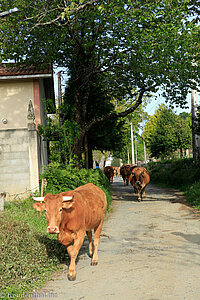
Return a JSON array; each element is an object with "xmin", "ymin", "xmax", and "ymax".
[
  {"xmin": 0, "ymin": 193, "xmax": 6, "ymax": 212},
  {"xmin": 41, "ymin": 179, "xmax": 47, "ymax": 197}
]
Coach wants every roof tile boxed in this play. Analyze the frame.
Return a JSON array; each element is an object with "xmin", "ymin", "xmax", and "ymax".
[{"xmin": 0, "ymin": 63, "xmax": 53, "ymax": 76}]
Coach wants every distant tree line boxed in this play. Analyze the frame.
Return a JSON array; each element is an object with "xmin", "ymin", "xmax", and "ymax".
[{"xmin": 143, "ymin": 104, "xmax": 192, "ymax": 160}]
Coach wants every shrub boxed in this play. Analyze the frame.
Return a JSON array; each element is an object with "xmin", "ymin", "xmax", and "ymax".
[
  {"xmin": 40, "ymin": 163, "xmax": 112, "ymax": 209},
  {"xmin": 147, "ymin": 158, "xmax": 200, "ymax": 208},
  {"xmin": 148, "ymin": 159, "xmax": 200, "ymax": 189},
  {"xmin": 185, "ymin": 182, "xmax": 200, "ymax": 209}
]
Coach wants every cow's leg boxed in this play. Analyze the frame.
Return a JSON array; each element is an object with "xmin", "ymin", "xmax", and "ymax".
[
  {"xmin": 127, "ymin": 176, "xmax": 130, "ymax": 186},
  {"xmin": 66, "ymin": 231, "xmax": 85, "ymax": 281},
  {"xmin": 86, "ymin": 230, "xmax": 94, "ymax": 257},
  {"xmin": 141, "ymin": 187, "xmax": 145, "ymax": 201},
  {"xmin": 91, "ymin": 218, "xmax": 104, "ymax": 266},
  {"xmin": 138, "ymin": 190, "xmax": 141, "ymax": 202},
  {"xmin": 123, "ymin": 177, "xmax": 126, "ymax": 186}
]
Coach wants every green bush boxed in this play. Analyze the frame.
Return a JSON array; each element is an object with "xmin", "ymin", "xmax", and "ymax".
[
  {"xmin": 148, "ymin": 158, "xmax": 200, "ymax": 208},
  {"xmin": 185, "ymin": 181, "xmax": 200, "ymax": 209},
  {"xmin": 40, "ymin": 163, "xmax": 112, "ymax": 209},
  {"xmin": 148, "ymin": 158, "xmax": 200, "ymax": 189}
]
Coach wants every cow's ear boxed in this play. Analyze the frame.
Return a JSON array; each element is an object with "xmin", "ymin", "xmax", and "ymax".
[
  {"xmin": 33, "ymin": 202, "xmax": 45, "ymax": 212},
  {"xmin": 62, "ymin": 199, "xmax": 74, "ymax": 210}
]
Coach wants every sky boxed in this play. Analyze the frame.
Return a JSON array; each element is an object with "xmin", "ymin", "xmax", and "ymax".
[{"xmin": 145, "ymin": 93, "xmax": 193, "ymax": 116}]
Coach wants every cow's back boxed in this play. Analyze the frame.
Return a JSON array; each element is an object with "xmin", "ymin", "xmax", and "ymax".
[
  {"xmin": 74, "ymin": 183, "xmax": 107, "ymax": 211},
  {"xmin": 63, "ymin": 183, "xmax": 107, "ymax": 231}
]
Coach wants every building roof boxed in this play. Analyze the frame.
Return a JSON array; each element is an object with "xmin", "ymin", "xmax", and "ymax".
[{"xmin": 0, "ymin": 63, "xmax": 53, "ymax": 78}]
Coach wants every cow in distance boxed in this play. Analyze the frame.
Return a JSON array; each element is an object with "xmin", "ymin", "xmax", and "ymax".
[
  {"xmin": 120, "ymin": 164, "xmax": 136, "ymax": 186},
  {"xmin": 130, "ymin": 166, "xmax": 150, "ymax": 201},
  {"xmin": 103, "ymin": 166, "xmax": 114, "ymax": 183}
]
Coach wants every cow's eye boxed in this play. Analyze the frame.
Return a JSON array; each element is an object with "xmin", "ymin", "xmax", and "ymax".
[
  {"xmin": 44, "ymin": 209, "xmax": 47, "ymax": 213},
  {"xmin": 59, "ymin": 208, "xmax": 62, "ymax": 212}
]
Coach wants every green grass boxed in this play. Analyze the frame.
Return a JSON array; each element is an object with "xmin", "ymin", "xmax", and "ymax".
[
  {"xmin": 0, "ymin": 166, "xmax": 112, "ymax": 298},
  {"xmin": 0, "ymin": 199, "xmax": 67, "ymax": 299}
]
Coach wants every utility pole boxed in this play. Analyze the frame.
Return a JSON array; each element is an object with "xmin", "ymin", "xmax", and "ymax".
[
  {"xmin": 142, "ymin": 112, "xmax": 147, "ymax": 164},
  {"xmin": 191, "ymin": 89, "xmax": 200, "ymax": 162},
  {"xmin": 135, "ymin": 138, "xmax": 137, "ymax": 164},
  {"xmin": 127, "ymin": 146, "xmax": 130, "ymax": 164},
  {"xmin": 58, "ymin": 71, "xmax": 65, "ymax": 164},
  {"xmin": 58, "ymin": 71, "xmax": 62, "ymax": 127},
  {"xmin": 130, "ymin": 122, "xmax": 135, "ymax": 164}
]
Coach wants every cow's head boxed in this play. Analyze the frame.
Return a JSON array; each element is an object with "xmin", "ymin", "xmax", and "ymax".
[{"xmin": 33, "ymin": 193, "xmax": 74, "ymax": 234}]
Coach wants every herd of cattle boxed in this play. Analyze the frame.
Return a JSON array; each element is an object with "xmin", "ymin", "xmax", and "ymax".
[
  {"xmin": 32, "ymin": 164, "xmax": 150, "ymax": 281},
  {"xmin": 104, "ymin": 164, "xmax": 150, "ymax": 202}
]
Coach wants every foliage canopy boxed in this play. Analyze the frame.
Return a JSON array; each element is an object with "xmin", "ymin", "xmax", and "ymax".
[{"xmin": 1, "ymin": 0, "xmax": 199, "ymax": 165}]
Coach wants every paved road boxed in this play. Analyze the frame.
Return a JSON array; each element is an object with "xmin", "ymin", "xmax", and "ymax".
[{"xmin": 39, "ymin": 177, "xmax": 200, "ymax": 300}]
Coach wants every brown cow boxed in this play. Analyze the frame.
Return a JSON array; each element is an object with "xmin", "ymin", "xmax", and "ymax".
[
  {"xmin": 113, "ymin": 166, "xmax": 120, "ymax": 177},
  {"xmin": 130, "ymin": 166, "xmax": 150, "ymax": 201},
  {"xmin": 33, "ymin": 183, "xmax": 107, "ymax": 281},
  {"xmin": 120, "ymin": 164, "xmax": 136, "ymax": 186},
  {"xmin": 103, "ymin": 166, "xmax": 114, "ymax": 183}
]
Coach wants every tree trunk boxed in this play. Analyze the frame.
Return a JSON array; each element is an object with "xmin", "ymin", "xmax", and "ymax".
[
  {"xmin": 84, "ymin": 133, "xmax": 89, "ymax": 169},
  {"xmin": 88, "ymin": 140, "xmax": 93, "ymax": 169},
  {"xmin": 74, "ymin": 133, "xmax": 84, "ymax": 168}
]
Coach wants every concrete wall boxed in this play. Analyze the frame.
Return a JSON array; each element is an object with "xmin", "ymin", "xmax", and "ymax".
[
  {"xmin": 0, "ymin": 129, "xmax": 30, "ymax": 197},
  {"xmin": 0, "ymin": 80, "xmax": 33, "ymax": 130},
  {"xmin": 0, "ymin": 78, "xmax": 49, "ymax": 198}
]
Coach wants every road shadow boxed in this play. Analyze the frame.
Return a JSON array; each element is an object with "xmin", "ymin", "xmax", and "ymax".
[
  {"xmin": 111, "ymin": 177, "xmax": 187, "ymax": 204},
  {"xmin": 35, "ymin": 233, "xmax": 93, "ymax": 267},
  {"xmin": 172, "ymin": 232, "xmax": 200, "ymax": 246},
  {"xmin": 111, "ymin": 177, "xmax": 139, "ymax": 202}
]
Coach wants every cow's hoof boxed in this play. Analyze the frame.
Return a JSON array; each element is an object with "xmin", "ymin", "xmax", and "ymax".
[
  {"xmin": 68, "ymin": 272, "xmax": 76, "ymax": 281},
  {"xmin": 91, "ymin": 260, "xmax": 98, "ymax": 266},
  {"xmin": 138, "ymin": 198, "xmax": 141, "ymax": 202}
]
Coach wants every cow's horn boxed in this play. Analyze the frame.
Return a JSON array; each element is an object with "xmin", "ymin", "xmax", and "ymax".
[
  {"xmin": 63, "ymin": 196, "xmax": 74, "ymax": 202},
  {"xmin": 32, "ymin": 197, "xmax": 45, "ymax": 202}
]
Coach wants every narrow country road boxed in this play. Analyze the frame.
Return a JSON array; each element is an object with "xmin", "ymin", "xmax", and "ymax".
[{"xmin": 39, "ymin": 177, "xmax": 200, "ymax": 300}]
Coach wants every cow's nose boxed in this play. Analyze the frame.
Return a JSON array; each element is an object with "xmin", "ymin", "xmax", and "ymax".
[{"xmin": 47, "ymin": 226, "xmax": 60, "ymax": 234}]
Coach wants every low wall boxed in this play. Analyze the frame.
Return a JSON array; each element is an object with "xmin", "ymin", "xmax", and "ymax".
[{"xmin": 0, "ymin": 128, "xmax": 40, "ymax": 199}]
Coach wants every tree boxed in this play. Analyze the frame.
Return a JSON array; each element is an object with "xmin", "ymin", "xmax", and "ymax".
[
  {"xmin": 176, "ymin": 113, "xmax": 192, "ymax": 157},
  {"xmin": 143, "ymin": 104, "xmax": 192, "ymax": 159},
  {"xmin": 1, "ymin": 0, "xmax": 200, "ymax": 166}
]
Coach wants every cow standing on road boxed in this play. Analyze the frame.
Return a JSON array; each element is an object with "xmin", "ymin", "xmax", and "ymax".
[
  {"xmin": 113, "ymin": 166, "xmax": 120, "ymax": 177},
  {"xmin": 103, "ymin": 166, "xmax": 114, "ymax": 183},
  {"xmin": 33, "ymin": 183, "xmax": 107, "ymax": 281},
  {"xmin": 130, "ymin": 167, "xmax": 150, "ymax": 201},
  {"xmin": 120, "ymin": 164, "xmax": 136, "ymax": 186}
]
